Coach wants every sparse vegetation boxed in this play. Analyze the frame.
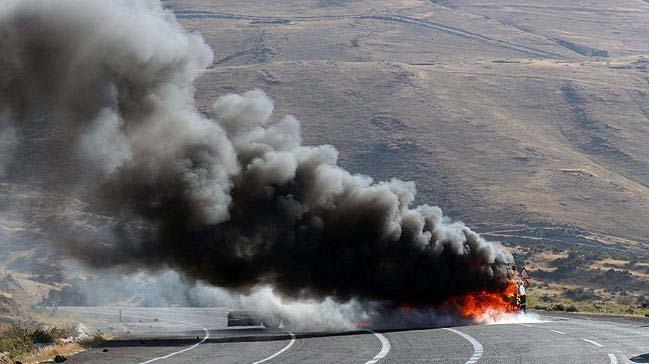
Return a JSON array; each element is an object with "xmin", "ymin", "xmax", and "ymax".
[
  {"xmin": 514, "ymin": 243, "xmax": 648, "ymax": 317},
  {"xmin": 17, "ymin": 342, "xmax": 83, "ymax": 364},
  {"xmin": 83, "ymin": 333, "xmax": 107, "ymax": 348},
  {"xmin": 30, "ymin": 326, "xmax": 69, "ymax": 344},
  {"xmin": 565, "ymin": 304, "xmax": 578, "ymax": 313},
  {"xmin": 0, "ymin": 325, "xmax": 70, "ymax": 360},
  {"xmin": 564, "ymin": 288, "xmax": 601, "ymax": 302},
  {"xmin": 0, "ymin": 325, "xmax": 33, "ymax": 358},
  {"xmin": 528, "ymin": 294, "xmax": 649, "ymax": 317}
]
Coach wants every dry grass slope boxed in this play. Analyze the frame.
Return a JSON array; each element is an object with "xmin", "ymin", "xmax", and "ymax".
[
  {"xmin": 166, "ymin": 0, "xmax": 649, "ymax": 306},
  {"xmin": 0, "ymin": 0, "xmax": 646, "ymax": 317}
]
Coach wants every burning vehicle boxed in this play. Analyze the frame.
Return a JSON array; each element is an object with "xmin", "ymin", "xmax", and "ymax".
[
  {"xmin": 227, "ymin": 310, "xmax": 285, "ymax": 329},
  {"xmin": 442, "ymin": 264, "xmax": 531, "ymax": 322}
]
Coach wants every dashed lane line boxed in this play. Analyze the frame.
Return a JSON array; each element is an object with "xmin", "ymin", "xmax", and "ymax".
[
  {"xmin": 549, "ymin": 329, "xmax": 567, "ymax": 335},
  {"xmin": 581, "ymin": 338, "xmax": 604, "ymax": 348},
  {"xmin": 72, "ymin": 308, "xmax": 296, "ymax": 364},
  {"xmin": 251, "ymin": 332, "xmax": 296, "ymax": 364},
  {"xmin": 79, "ymin": 310, "xmax": 211, "ymax": 364},
  {"xmin": 521, "ymin": 319, "xmax": 616, "ymax": 363},
  {"xmin": 445, "ymin": 328, "xmax": 483, "ymax": 364},
  {"xmin": 364, "ymin": 329, "xmax": 391, "ymax": 364}
]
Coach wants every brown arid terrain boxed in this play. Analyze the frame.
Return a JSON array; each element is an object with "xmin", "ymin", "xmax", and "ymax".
[
  {"xmin": 0, "ymin": 0, "xmax": 648, "ymax": 332},
  {"xmin": 168, "ymin": 0, "xmax": 649, "ymax": 242},
  {"xmin": 172, "ymin": 0, "xmax": 649, "ymax": 310}
]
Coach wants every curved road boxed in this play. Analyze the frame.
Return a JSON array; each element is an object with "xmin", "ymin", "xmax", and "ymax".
[{"xmin": 60, "ymin": 307, "xmax": 648, "ymax": 363}]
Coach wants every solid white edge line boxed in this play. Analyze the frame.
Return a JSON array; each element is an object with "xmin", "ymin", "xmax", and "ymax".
[
  {"xmin": 445, "ymin": 328, "xmax": 484, "ymax": 364},
  {"xmin": 581, "ymin": 338, "xmax": 604, "ymax": 348},
  {"xmin": 364, "ymin": 329, "xmax": 391, "ymax": 364},
  {"xmin": 549, "ymin": 330, "xmax": 567, "ymax": 335},
  {"xmin": 608, "ymin": 353, "xmax": 618, "ymax": 364},
  {"xmin": 138, "ymin": 319, "xmax": 210, "ymax": 364},
  {"xmin": 251, "ymin": 332, "xmax": 296, "ymax": 364}
]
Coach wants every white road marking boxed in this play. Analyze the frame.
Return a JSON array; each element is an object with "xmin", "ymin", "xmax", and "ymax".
[
  {"xmin": 65, "ymin": 307, "xmax": 297, "ymax": 364},
  {"xmin": 364, "ymin": 329, "xmax": 391, "ymax": 364},
  {"xmin": 581, "ymin": 338, "xmax": 604, "ymax": 348},
  {"xmin": 608, "ymin": 353, "xmax": 618, "ymax": 364},
  {"xmin": 96, "ymin": 310, "xmax": 210, "ymax": 364},
  {"xmin": 520, "ymin": 324, "xmax": 534, "ymax": 328},
  {"xmin": 252, "ymin": 332, "xmax": 296, "ymax": 364},
  {"xmin": 445, "ymin": 328, "xmax": 484, "ymax": 364},
  {"xmin": 549, "ymin": 329, "xmax": 567, "ymax": 335},
  {"xmin": 138, "ymin": 320, "xmax": 210, "ymax": 364}
]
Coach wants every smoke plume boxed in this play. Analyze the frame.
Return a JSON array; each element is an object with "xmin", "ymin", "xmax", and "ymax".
[{"xmin": 0, "ymin": 0, "xmax": 513, "ymax": 306}]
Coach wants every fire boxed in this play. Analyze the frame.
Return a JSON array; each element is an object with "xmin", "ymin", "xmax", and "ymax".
[{"xmin": 444, "ymin": 282, "xmax": 519, "ymax": 322}]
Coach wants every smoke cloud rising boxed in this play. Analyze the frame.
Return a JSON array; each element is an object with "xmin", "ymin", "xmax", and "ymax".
[{"xmin": 0, "ymin": 0, "xmax": 513, "ymax": 306}]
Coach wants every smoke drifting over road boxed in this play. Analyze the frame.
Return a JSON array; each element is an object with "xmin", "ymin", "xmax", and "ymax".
[{"xmin": 0, "ymin": 0, "xmax": 513, "ymax": 305}]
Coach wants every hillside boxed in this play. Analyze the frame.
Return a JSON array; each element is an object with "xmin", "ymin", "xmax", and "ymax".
[
  {"xmin": 0, "ymin": 0, "xmax": 647, "ymax": 313},
  {"xmin": 173, "ymin": 0, "xmax": 649, "ymax": 308},
  {"xmin": 165, "ymin": 0, "xmax": 649, "ymax": 246}
]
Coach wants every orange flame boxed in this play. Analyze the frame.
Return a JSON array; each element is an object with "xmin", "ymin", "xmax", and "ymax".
[{"xmin": 444, "ymin": 282, "xmax": 519, "ymax": 322}]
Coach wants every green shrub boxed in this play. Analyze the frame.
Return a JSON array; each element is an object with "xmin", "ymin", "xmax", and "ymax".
[
  {"xmin": 30, "ymin": 328, "xmax": 53, "ymax": 344},
  {"xmin": 565, "ymin": 304, "xmax": 578, "ymax": 313},
  {"xmin": 30, "ymin": 327, "xmax": 69, "ymax": 344},
  {"xmin": 564, "ymin": 288, "xmax": 600, "ymax": 301},
  {"xmin": 539, "ymin": 294, "xmax": 553, "ymax": 303},
  {"xmin": 552, "ymin": 303, "xmax": 565, "ymax": 311},
  {"xmin": 0, "ymin": 326, "xmax": 32, "ymax": 358},
  {"xmin": 84, "ymin": 333, "xmax": 106, "ymax": 348},
  {"xmin": 0, "ymin": 325, "xmax": 70, "ymax": 358}
]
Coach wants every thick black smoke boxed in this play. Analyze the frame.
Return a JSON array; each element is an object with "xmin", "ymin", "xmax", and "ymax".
[{"xmin": 0, "ymin": 0, "xmax": 513, "ymax": 305}]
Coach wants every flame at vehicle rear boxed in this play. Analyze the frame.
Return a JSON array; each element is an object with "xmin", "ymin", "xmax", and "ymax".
[{"xmin": 444, "ymin": 281, "xmax": 519, "ymax": 323}]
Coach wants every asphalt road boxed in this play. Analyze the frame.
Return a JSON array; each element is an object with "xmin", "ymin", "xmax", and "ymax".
[{"xmin": 59, "ymin": 307, "xmax": 649, "ymax": 364}]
